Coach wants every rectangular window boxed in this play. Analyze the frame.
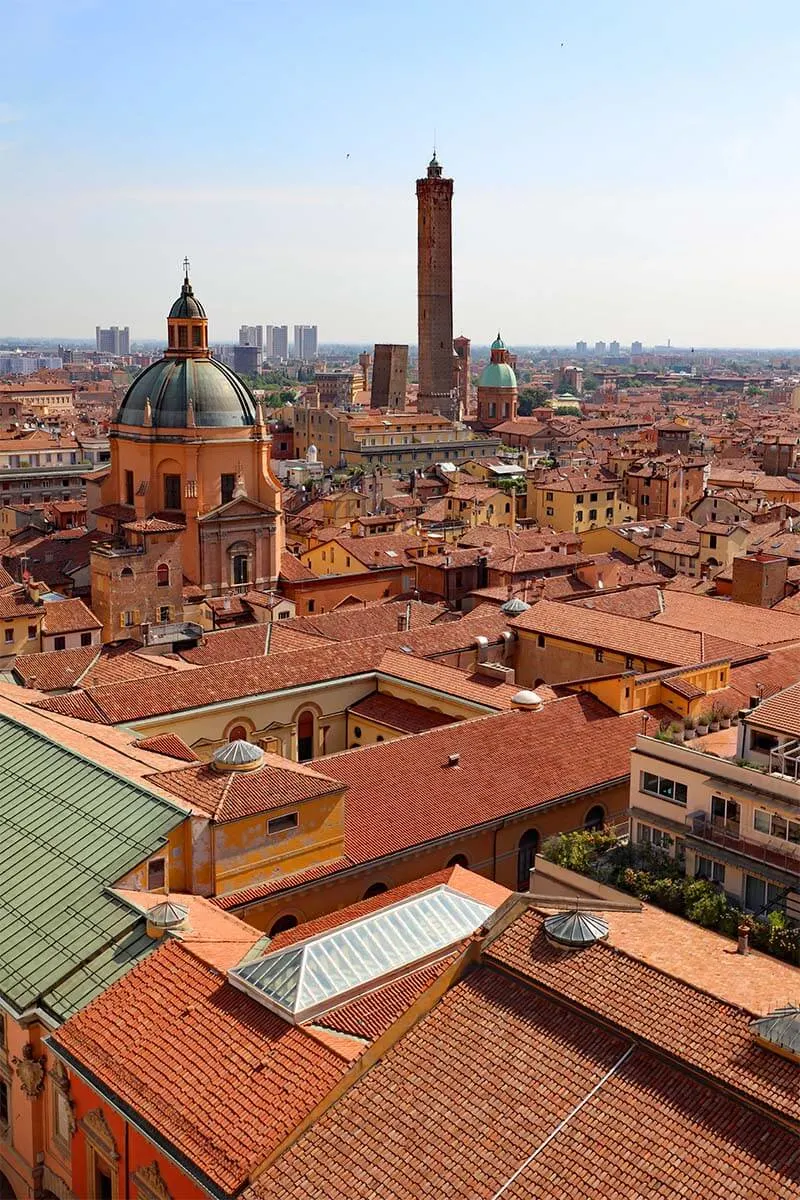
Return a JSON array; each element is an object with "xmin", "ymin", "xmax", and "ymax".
[
  {"xmin": 606, "ymin": 507, "xmax": 614, "ymax": 518},
  {"xmin": 124, "ymin": 469, "xmax": 134, "ymax": 506},
  {"xmin": 545, "ymin": 491, "xmax": 554, "ymax": 501},
  {"xmin": 80, "ymin": 632, "xmax": 92, "ymax": 646},
  {"xmin": 745, "ymin": 874, "xmax": 782, "ymax": 913},
  {"xmin": 711, "ymin": 795, "xmax": 740, "ymax": 833},
  {"xmin": 4, "ymin": 628, "xmax": 13, "ymax": 644},
  {"xmin": 641, "ymin": 771, "xmax": 688, "ymax": 806},
  {"xmin": 595, "ymin": 648, "xmax": 604, "ymax": 662},
  {"xmin": 177, "ymin": 325, "xmax": 188, "ymax": 348},
  {"xmin": 546, "ymin": 506, "xmax": 554, "ymax": 517},
  {"xmin": 589, "ymin": 509, "xmax": 597, "ymax": 520},
  {"xmin": 709, "ymin": 534, "xmax": 717, "ymax": 549},
  {"xmin": 163, "ymin": 474, "xmax": 182, "ymax": 510},
  {"xmin": 307, "ymin": 600, "xmax": 315, "ymax": 613},
  {"xmin": 752, "ymin": 731, "xmax": 780, "ymax": 753},
  {"xmin": 590, "ymin": 492, "xmax": 598, "ymax": 501},
  {"xmin": 576, "ymin": 510, "xmax": 584, "ymax": 522},
  {"xmin": 576, "ymin": 494, "xmax": 584, "ymax": 503},
  {"xmin": 147, "ymin": 857, "xmax": 166, "ymax": 890},
  {"xmin": 53, "ymin": 1088, "xmax": 71, "ymax": 1150},
  {"xmin": 27, "ymin": 625, "xmax": 36, "ymax": 640},
  {"xmin": 0, "ymin": 1079, "xmax": 8, "ymax": 1131},
  {"xmin": 54, "ymin": 636, "xmax": 66, "ymax": 651},
  {"xmin": 123, "ymin": 611, "xmax": 136, "ymax": 627},
  {"xmin": 537, "ymin": 633, "xmax": 545, "ymax": 648},
  {"xmin": 192, "ymin": 325, "xmax": 202, "ymax": 347},
  {"xmin": 159, "ymin": 606, "xmax": 171, "ymax": 623},
  {"xmin": 606, "ymin": 491, "xmax": 614, "ymax": 500},
  {"xmin": 268, "ymin": 811, "xmax": 299, "ymax": 836},
  {"xmin": 696, "ymin": 856, "xmax": 725, "ymax": 884},
  {"xmin": 221, "ymin": 473, "xmax": 236, "ymax": 504},
  {"xmin": 638, "ymin": 822, "xmax": 671, "ymax": 849}
]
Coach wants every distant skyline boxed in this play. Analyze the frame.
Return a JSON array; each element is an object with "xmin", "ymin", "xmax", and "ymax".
[{"xmin": 3, "ymin": 1, "xmax": 800, "ymax": 346}]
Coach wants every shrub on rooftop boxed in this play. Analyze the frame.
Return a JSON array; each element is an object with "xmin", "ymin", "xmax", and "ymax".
[{"xmin": 541, "ymin": 826, "xmax": 619, "ymax": 874}]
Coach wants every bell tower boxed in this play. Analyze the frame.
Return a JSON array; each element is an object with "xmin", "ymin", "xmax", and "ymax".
[{"xmin": 416, "ymin": 153, "xmax": 454, "ymax": 416}]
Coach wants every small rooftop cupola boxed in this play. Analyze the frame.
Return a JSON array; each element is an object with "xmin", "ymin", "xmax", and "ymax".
[
  {"xmin": 511, "ymin": 688, "xmax": 543, "ymax": 711},
  {"xmin": 501, "ymin": 596, "xmax": 530, "ymax": 616},
  {"xmin": 212, "ymin": 740, "xmax": 264, "ymax": 773},
  {"xmin": 427, "ymin": 150, "xmax": 443, "ymax": 179},
  {"xmin": 544, "ymin": 909, "xmax": 609, "ymax": 950},
  {"xmin": 146, "ymin": 899, "xmax": 189, "ymax": 940},
  {"xmin": 166, "ymin": 258, "xmax": 209, "ymax": 358}
]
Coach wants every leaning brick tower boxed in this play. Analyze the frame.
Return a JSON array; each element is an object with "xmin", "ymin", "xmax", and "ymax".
[{"xmin": 416, "ymin": 153, "xmax": 454, "ymax": 416}]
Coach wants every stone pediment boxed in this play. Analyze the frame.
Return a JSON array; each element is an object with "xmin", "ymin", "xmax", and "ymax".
[{"xmin": 198, "ymin": 496, "xmax": 278, "ymax": 522}]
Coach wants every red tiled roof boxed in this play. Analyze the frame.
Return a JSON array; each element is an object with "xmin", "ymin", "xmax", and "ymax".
[
  {"xmin": 377, "ymin": 650, "xmax": 520, "ymax": 709},
  {"xmin": 150, "ymin": 752, "xmax": 344, "ymax": 822},
  {"xmin": 248, "ymin": 962, "xmax": 800, "ymax": 1200},
  {"xmin": 122, "ymin": 516, "xmax": 185, "ymax": 534},
  {"xmin": 178, "ymin": 625, "xmax": 269, "ymax": 665},
  {"xmin": 653, "ymin": 590, "xmax": 800, "ymax": 649},
  {"xmin": 324, "ymin": 695, "xmax": 639, "ymax": 865},
  {"xmin": 348, "ymin": 691, "xmax": 457, "ymax": 733},
  {"xmin": 511, "ymin": 599, "xmax": 753, "ymax": 666},
  {"xmin": 134, "ymin": 733, "xmax": 198, "ymax": 762},
  {"xmin": 279, "ymin": 551, "xmax": 318, "ymax": 582},
  {"xmin": 51, "ymin": 940, "xmax": 349, "ymax": 1193},
  {"xmin": 41, "ymin": 597, "xmax": 102, "ymax": 635},
  {"xmin": 13, "ymin": 645, "xmax": 99, "ymax": 691},
  {"xmin": 319, "ymin": 953, "xmax": 460, "ymax": 1042},
  {"xmin": 747, "ymin": 680, "xmax": 800, "ymax": 738}
]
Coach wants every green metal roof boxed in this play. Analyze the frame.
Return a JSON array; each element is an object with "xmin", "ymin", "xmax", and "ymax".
[
  {"xmin": 117, "ymin": 356, "xmax": 256, "ymax": 428},
  {"xmin": 491, "ymin": 333, "xmax": 506, "ymax": 350},
  {"xmin": 478, "ymin": 361, "xmax": 517, "ymax": 390},
  {"xmin": 0, "ymin": 713, "xmax": 187, "ymax": 1021}
]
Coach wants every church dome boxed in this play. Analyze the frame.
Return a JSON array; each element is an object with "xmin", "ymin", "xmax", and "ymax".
[
  {"xmin": 491, "ymin": 333, "xmax": 506, "ymax": 351},
  {"xmin": 116, "ymin": 357, "xmax": 256, "ymax": 428},
  {"xmin": 478, "ymin": 361, "xmax": 517, "ymax": 390}
]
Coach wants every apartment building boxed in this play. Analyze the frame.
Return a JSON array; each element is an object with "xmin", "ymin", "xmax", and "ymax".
[{"xmin": 630, "ymin": 682, "xmax": 800, "ymax": 915}]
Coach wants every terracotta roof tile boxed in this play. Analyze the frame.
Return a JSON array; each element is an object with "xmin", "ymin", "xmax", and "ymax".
[
  {"xmin": 377, "ymin": 650, "xmax": 520, "ymax": 709},
  {"xmin": 134, "ymin": 733, "xmax": 198, "ymax": 762},
  {"xmin": 653, "ymin": 590, "xmax": 800, "ymax": 649},
  {"xmin": 150, "ymin": 751, "xmax": 344, "ymax": 822},
  {"xmin": 51, "ymin": 940, "xmax": 348, "ymax": 1194},
  {"xmin": 348, "ymin": 691, "xmax": 457, "ymax": 733},
  {"xmin": 41, "ymin": 597, "xmax": 102, "ymax": 634},
  {"xmin": 13, "ymin": 646, "xmax": 100, "ymax": 691},
  {"xmin": 747, "ymin": 680, "xmax": 800, "ymax": 738},
  {"xmin": 248, "ymin": 963, "xmax": 800, "ymax": 1200}
]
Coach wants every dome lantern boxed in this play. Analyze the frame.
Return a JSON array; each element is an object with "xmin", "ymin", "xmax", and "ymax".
[{"xmin": 166, "ymin": 259, "xmax": 209, "ymax": 358}]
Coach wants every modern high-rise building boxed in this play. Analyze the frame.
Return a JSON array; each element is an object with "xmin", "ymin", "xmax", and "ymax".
[
  {"xmin": 371, "ymin": 344, "xmax": 408, "ymax": 411},
  {"xmin": 233, "ymin": 344, "xmax": 261, "ymax": 375},
  {"xmin": 576, "ymin": 341, "xmax": 588, "ymax": 355},
  {"xmin": 294, "ymin": 325, "xmax": 318, "ymax": 360},
  {"xmin": 267, "ymin": 325, "xmax": 289, "ymax": 359},
  {"xmin": 631, "ymin": 340, "xmax": 643, "ymax": 355},
  {"xmin": 609, "ymin": 340, "xmax": 620, "ymax": 357},
  {"xmin": 95, "ymin": 326, "xmax": 130, "ymax": 355},
  {"xmin": 239, "ymin": 324, "xmax": 264, "ymax": 349},
  {"xmin": 594, "ymin": 340, "xmax": 606, "ymax": 354},
  {"xmin": 416, "ymin": 153, "xmax": 454, "ymax": 416}
]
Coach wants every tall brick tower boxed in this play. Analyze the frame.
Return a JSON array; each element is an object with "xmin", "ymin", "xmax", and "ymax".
[{"xmin": 416, "ymin": 153, "xmax": 454, "ymax": 416}]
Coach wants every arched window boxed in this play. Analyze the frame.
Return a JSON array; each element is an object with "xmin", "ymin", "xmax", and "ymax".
[
  {"xmin": 228, "ymin": 725, "xmax": 247, "ymax": 743},
  {"xmin": 120, "ymin": 566, "xmax": 134, "ymax": 579},
  {"xmin": 363, "ymin": 882, "xmax": 388, "ymax": 899},
  {"xmin": 269, "ymin": 914, "xmax": 298, "ymax": 937},
  {"xmin": 156, "ymin": 563, "xmax": 169, "ymax": 588},
  {"xmin": 447, "ymin": 854, "xmax": 469, "ymax": 868},
  {"xmin": 297, "ymin": 710, "xmax": 314, "ymax": 761},
  {"xmin": 584, "ymin": 805, "xmax": 606, "ymax": 832},
  {"xmin": 517, "ymin": 829, "xmax": 540, "ymax": 892}
]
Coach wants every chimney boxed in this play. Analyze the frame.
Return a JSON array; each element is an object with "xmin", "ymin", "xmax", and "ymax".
[
  {"xmin": 446, "ymin": 753, "xmax": 460, "ymax": 768},
  {"xmin": 737, "ymin": 923, "xmax": 750, "ymax": 955},
  {"xmin": 474, "ymin": 635, "xmax": 489, "ymax": 663}
]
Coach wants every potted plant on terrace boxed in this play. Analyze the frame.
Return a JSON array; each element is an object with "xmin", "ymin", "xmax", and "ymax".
[
  {"xmin": 709, "ymin": 705, "xmax": 722, "ymax": 733},
  {"xmin": 696, "ymin": 711, "xmax": 711, "ymax": 736},
  {"xmin": 670, "ymin": 721, "xmax": 685, "ymax": 743},
  {"xmin": 718, "ymin": 706, "xmax": 732, "ymax": 730},
  {"xmin": 683, "ymin": 714, "xmax": 697, "ymax": 740}
]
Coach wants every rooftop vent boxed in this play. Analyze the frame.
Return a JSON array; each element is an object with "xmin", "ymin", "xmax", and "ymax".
[
  {"xmin": 511, "ymin": 689, "xmax": 544, "ymax": 711},
  {"xmin": 146, "ymin": 899, "xmax": 188, "ymax": 939},
  {"xmin": 446, "ymin": 753, "xmax": 460, "ymax": 768},
  {"xmin": 501, "ymin": 596, "xmax": 531, "ymax": 615},
  {"xmin": 543, "ymin": 909, "xmax": 609, "ymax": 949},
  {"xmin": 212, "ymin": 739, "xmax": 264, "ymax": 773},
  {"xmin": 750, "ymin": 1005, "xmax": 800, "ymax": 1063}
]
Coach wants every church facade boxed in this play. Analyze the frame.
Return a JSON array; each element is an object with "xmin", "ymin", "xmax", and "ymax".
[{"xmin": 90, "ymin": 270, "xmax": 284, "ymax": 641}]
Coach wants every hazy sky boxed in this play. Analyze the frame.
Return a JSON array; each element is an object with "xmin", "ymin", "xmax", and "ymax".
[{"xmin": 2, "ymin": 0, "xmax": 800, "ymax": 346}]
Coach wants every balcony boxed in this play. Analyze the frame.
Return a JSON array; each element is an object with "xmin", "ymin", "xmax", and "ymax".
[
  {"xmin": 687, "ymin": 812, "xmax": 800, "ymax": 877},
  {"xmin": 769, "ymin": 738, "xmax": 800, "ymax": 783}
]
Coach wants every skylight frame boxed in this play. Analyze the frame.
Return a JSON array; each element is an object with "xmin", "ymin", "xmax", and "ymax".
[{"xmin": 228, "ymin": 884, "xmax": 494, "ymax": 1024}]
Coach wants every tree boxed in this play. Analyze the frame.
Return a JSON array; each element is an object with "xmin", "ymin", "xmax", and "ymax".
[{"xmin": 518, "ymin": 387, "xmax": 550, "ymax": 416}]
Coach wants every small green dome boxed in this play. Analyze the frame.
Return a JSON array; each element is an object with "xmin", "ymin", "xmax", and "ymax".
[
  {"xmin": 491, "ymin": 333, "xmax": 506, "ymax": 351},
  {"xmin": 478, "ymin": 361, "xmax": 517, "ymax": 390},
  {"xmin": 116, "ymin": 357, "xmax": 256, "ymax": 428}
]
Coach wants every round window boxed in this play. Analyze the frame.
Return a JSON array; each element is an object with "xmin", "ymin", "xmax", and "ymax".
[{"xmin": 353, "ymin": 726, "xmax": 362, "ymax": 738}]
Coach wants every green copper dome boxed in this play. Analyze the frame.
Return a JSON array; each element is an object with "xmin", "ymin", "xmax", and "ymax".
[
  {"xmin": 478, "ymin": 361, "xmax": 517, "ymax": 390},
  {"xmin": 116, "ymin": 357, "xmax": 256, "ymax": 428},
  {"xmin": 491, "ymin": 333, "xmax": 506, "ymax": 351}
]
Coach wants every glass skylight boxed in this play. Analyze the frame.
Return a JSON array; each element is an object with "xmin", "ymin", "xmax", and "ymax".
[{"xmin": 229, "ymin": 885, "xmax": 494, "ymax": 1023}]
